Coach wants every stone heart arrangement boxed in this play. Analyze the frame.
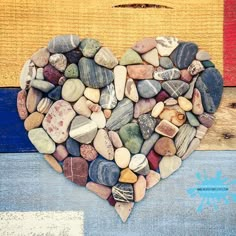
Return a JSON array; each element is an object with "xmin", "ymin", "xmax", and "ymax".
[{"xmin": 17, "ymin": 35, "xmax": 223, "ymax": 222}]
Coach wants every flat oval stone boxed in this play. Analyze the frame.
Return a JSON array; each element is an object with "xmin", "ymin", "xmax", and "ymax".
[
  {"xmin": 119, "ymin": 48, "xmax": 142, "ymax": 66},
  {"xmin": 89, "ymin": 158, "xmax": 120, "ymax": 186},
  {"xmin": 31, "ymin": 48, "xmax": 50, "ymax": 67},
  {"xmin": 69, "ymin": 116, "xmax": 98, "ymax": 144},
  {"xmin": 64, "ymin": 63, "xmax": 79, "ymax": 78},
  {"xmin": 84, "ymin": 87, "xmax": 100, "ymax": 103},
  {"xmin": 154, "ymin": 137, "xmax": 176, "ymax": 156},
  {"xmin": 178, "ymin": 96, "xmax": 192, "ymax": 111},
  {"xmin": 24, "ymin": 112, "xmax": 44, "ymax": 131},
  {"xmin": 156, "ymin": 36, "xmax": 179, "ymax": 56},
  {"xmin": 114, "ymin": 65, "xmax": 127, "ymax": 101},
  {"xmin": 53, "ymin": 144, "xmax": 68, "ymax": 162},
  {"xmin": 43, "ymin": 100, "xmax": 76, "ymax": 143},
  {"xmin": 141, "ymin": 48, "xmax": 159, "ymax": 67},
  {"xmin": 125, "ymin": 78, "xmax": 139, "ymax": 102},
  {"xmin": 186, "ymin": 112, "xmax": 200, "ymax": 127},
  {"xmin": 17, "ymin": 90, "xmax": 28, "ymax": 120},
  {"xmin": 159, "ymin": 105, "xmax": 186, "ymax": 126},
  {"xmin": 66, "ymin": 137, "xmax": 80, "ymax": 156},
  {"xmin": 65, "ymin": 50, "xmax": 83, "ymax": 64},
  {"xmin": 79, "ymin": 57, "xmax": 114, "ymax": 88},
  {"xmin": 134, "ymin": 98, "xmax": 156, "ymax": 118},
  {"xmin": 112, "ymin": 183, "xmax": 134, "ymax": 202},
  {"xmin": 30, "ymin": 79, "xmax": 55, "ymax": 93},
  {"xmin": 108, "ymin": 131, "xmax": 123, "ymax": 148},
  {"xmin": 140, "ymin": 133, "xmax": 160, "ymax": 156},
  {"xmin": 132, "ymin": 37, "xmax": 156, "ymax": 54},
  {"xmin": 90, "ymin": 110, "xmax": 106, "ymax": 128},
  {"xmin": 94, "ymin": 47, "xmax": 118, "ymax": 69},
  {"xmin": 164, "ymin": 98, "xmax": 177, "ymax": 106},
  {"xmin": 129, "ymin": 154, "xmax": 150, "ymax": 175},
  {"xmin": 114, "ymin": 147, "xmax": 131, "ymax": 168},
  {"xmin": 62, "ymin": 79, "xmax": 85, "ymax": 102},
  {"xmin": 154, "ymin": 68, "xmax": 180, "ymax": 81},
  {"xmin": 159, "ymin": 155, "xmax": 182, "ymax": 179},
  {"xmin": 26, "ymin": 87, "xmax": 43, "ymax": 113},
  {"xmin": 28, "ymin": 128, "xmax": 55, "ymax": 154},
  {"xmin": 134, "ymin": 175, "xmax": 146, "ymax": 202},
  {"xmin": 44, "ymin": 154, "xmax": 63, "ymax": 173},
  {"xmin": 147, "ymin": 150, "xmax": 162, "ymax": 170},
  {"xmin": 20, "ymin": 60, "xmax": 36, "ymax": 89},
  {"xmin": 137, "ymin": 80, "xmax": 161, "ymax": 98},
  {"xmin": 198, "ymin": 112, "xmax": 215, "ymax": 128},
  {"xmin": 99, "ymin": 83, "xmax": 117, "ymax": 109},
  {"xmin": 63, "ymin": 157, "xmax": 88, "ymax": 186},
  {"xmin": 49, "ymin": 53, "xmax": 67, "ymax": 72},
  {"xmin": 79, "ymin": 38, "xmax": 101, "ymax": 58},
  {"xmin": 80, "ymin": 144, "xmax": 98, "ymax": 161},
  {"xmin": 93, "ymin": 129, "xmax": 114, "ymax": 160},
  {"xmin": 175, "ymin": 124, "xmax": 196, "ymax": 157},
  {"xmin": 48, "ymin": 86, "xmax": 62, "ymax": 101},
  {"xmin": 119, "ymin": 123, "xmax": 143, "ymax": 154},
  {"xmin": 162, "ymin": 80, "xmax": 189, "ymax": 98},
  {"xmin": 127, "ymin": 65, "xmax": 154, "ymax": 79},
  {"xmin": 73, "ymin": 96, "xmax": 91, "ymax": 118},
  {"xmin": 138, "ymin": 114, "xmax": 156, "ymax": 139},
  {"xmin": 37, "ymin": 97, "xmax": 53, "ymax": 114},
  {"xmin": 151, "ymin": 101, "xmax": 164, "ymax": 118},
  {"xmin": 43, "ymin": 64, "xmax": 62, "ymax": 85},
  {"xmin": 48, "ymin": 34, "xmax": 80, "ymax": 53},
  {"xmin": 195, "ymin": 68, "xmax": 223, "ymax": 113},
  {"xmin": 170, "ymin": 42, "xmax": 198, "ymax": 69},
  {"xmin": 106, "ymin": 98, "xmax": 133, "ymax": 130},
  {"xmin": 86, "ymin": 182, "xmax": 112, "ymax": 200},
  {"xmin": 159, "ymin": 57, "xmax": 174, "ymax": 69}
]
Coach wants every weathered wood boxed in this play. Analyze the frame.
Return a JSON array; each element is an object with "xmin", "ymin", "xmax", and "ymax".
[
  {"xmin": 0, "ymin": 87, "xmax": 235, "ymax": 152},
  {"xmin": 0, "ymin": 151, "xmax": 235, "ymax": 234},
  {"xmin": 0, "ymin": 0, "xmax": 224, "ymax": 87}
]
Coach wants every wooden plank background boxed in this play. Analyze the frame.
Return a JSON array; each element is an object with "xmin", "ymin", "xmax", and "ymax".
[
  {"xmin": 0, "ymin": 151, "xmax": 235, "ymax": 235},
  {"xmin": 0, "ymin": 0, "xmax": 224, "ymax": 87}
]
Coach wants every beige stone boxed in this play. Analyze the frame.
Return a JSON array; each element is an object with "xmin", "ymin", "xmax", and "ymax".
[{"xmin": 84, "ymin": 87, "xmax": 100, "ymax": 103}]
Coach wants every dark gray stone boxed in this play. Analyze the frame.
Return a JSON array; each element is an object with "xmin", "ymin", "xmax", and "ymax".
[
  {"xmin": 137, "ymin": 80, "xmax": 161, "ymax": 98},
  {"xmin": 162, "ymin": 80, "xmax": 189, "ymax": 98},
  {"xmin": 138, "ymin": 114, "xmax": 156, "ymax": 139},
  {"xmin": 112, "ymin": 183, "xmax": 134, "ymax": 202},
  {"xmin": 66, "ymin": 137, "xmax": 80, "ymax": 156}
]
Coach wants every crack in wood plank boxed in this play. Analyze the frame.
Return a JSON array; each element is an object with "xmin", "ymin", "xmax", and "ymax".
[{"xmin": 112, "ymin": 3, "xmax": 173, "ymax": 9}]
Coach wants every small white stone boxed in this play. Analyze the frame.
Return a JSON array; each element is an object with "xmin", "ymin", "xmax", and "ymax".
[
  {"xmin": 84, "ymin": 87, "xmax": 100, "ymax": 103},
  {"xmin": 73, "ymin": 96, "xmax": 91, "ymax": 117},
  {"xmin": 156, "ymin": 36, "xmax": 179, "ymax": 56},
  {"xmin": 90, "ymin": 110, "xmax": 106, "ymax": 128},
  {"xmin": 36, "ymin": 68, "xmax": 44, "ymax": 80},
  {"xmin": 114, "ymin": 147, "xmax": 131, "ymax": 168},
  {"xmin": 49, "ymin": 53, "xmax": 67, "ymax": 72},
  {"xmin": 142, "ymin": 48, "xmax": 159, "ymax": 67},
  {"xmin": 151, "ymin": 102, "xmax": 164, "ymax": 118},
  {"xmin": 114, "ymin": 65, "xmax": 127, "ymax": 101},
  {"xmin": 20, "ymin": 59, "xmax": 36, "ymax": 89}
]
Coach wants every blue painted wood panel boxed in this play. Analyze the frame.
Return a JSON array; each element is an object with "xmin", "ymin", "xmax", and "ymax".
[
  {"xmin": 0, "ymin": 88, "xmax": 36, "ymax": 152},
  {"xmin": 0, "ymin": 151, "xmax": 235, "ymax": 235}
]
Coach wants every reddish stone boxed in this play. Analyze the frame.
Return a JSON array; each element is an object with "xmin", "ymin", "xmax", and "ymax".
[
  {"xmin": 43, "ymin": 64, "xmax": 62, "ymax": 85},
  {"xmin": 147, "ymin": 150, "xmax": 162, "ymax": 170},
  {"xmin": 180, "ymin": 69, "xmax": 193, "ymax": 83},
  {"xmin": 53, "ymin": 144, "xmax": 68, "ymax": 162},
  {"xmin": 107, "ymin": 194, "xmax": 116, "ymax": 207},
  {"xmin": 17, "ymin": 90, "xmax": 28, "ymax": 120},
  {"xmin": 155, "ymin": 90, "xmax": 169, "ymax": 102},
  {"xmin": 132, "ymin": 38, "xmax": 156, "ymax": 54},
  {"xmin": 198, "ymin": 112, "xmax": 215, "ymax": 128},
  {"xmin": 63, "ymin": 157, "xmax": 88, "ymax": 186},
  {"xmin": 80, "ymin": 144, "xmax": 98, "ymax": 161},
  {"xmin": 127, "ymin": 65, "xmax": 154, "ymax": 79}
]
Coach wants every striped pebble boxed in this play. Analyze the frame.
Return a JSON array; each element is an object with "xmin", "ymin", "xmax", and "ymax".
[
  {"xmin": 112, "ymin": 183, "xmax": 134, "ymax": 202},
  {"xmin": 37, "ymin": 98, "xmax": 53, "ymax": 114}
]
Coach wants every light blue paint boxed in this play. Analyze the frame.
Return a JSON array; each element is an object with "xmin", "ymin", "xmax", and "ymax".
[{"xmin": 187, "ymin": 170, "xmax": 236, "ymax": 212}]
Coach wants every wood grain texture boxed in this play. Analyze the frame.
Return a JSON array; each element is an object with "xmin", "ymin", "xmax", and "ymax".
[
  {"xmin": 0, "ymin": 151, "xmax": 235, "ymax": 235},
  {"xmin": 0, "ymin": 0, "xmax": 223, "ymax": 87},
  {"xmin": 0, "ymin": 87, "xmax": 235, "ymax": 152},
  {"xmin": 224, "ymin": 0, "xmax": 236, "ymax": 86}
]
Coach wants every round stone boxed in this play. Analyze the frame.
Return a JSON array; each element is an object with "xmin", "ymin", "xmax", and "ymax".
[{"xmin": 114, "ymin": 147, "xmax": 131, "ymax": 168}]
